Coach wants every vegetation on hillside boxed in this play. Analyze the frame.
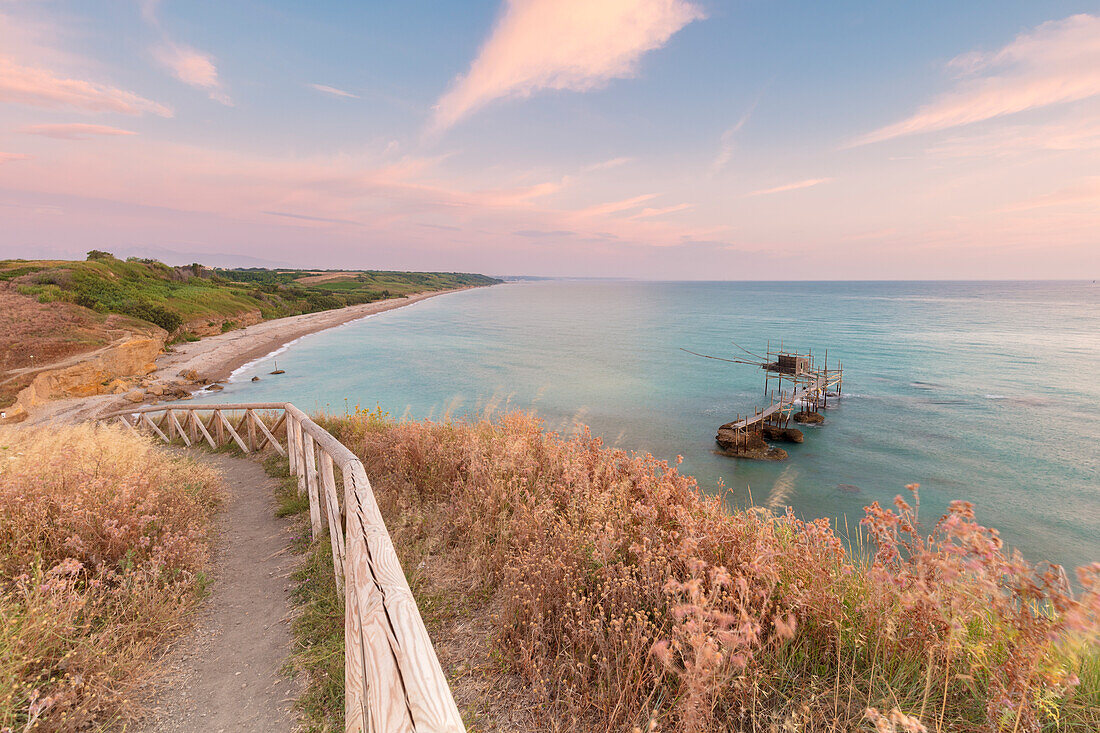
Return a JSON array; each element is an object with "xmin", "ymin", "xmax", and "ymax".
[
  {"xmin": 278, "ymin": 410, "xmax": 1098, "ymax": 732},
  {"xmin": 0, "ymin": 424, "xmax": 222, "ymax": 731},
  {"xmin": 0, "ymin": 253, "xmax": 500, "ymax": 338}
]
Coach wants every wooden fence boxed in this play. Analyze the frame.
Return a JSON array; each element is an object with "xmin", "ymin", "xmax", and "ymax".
[{"xmin": 97, "ymin": 403, "xmax": 465, "ymax": 733}]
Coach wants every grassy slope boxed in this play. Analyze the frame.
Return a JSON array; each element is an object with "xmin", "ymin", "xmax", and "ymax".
[
  {"xmin": 0, "ymin": 424, "xmax": 222, "ymax": 730},
  {"xmin": 0, "ymin": 256, "xmax": 500, "ymax": 406},
  {"xmin": 277, "ymin": 410, "xmax": 1098, "ymax": 733},
  {"xmin": 0, "ymin": 256, "xmax": 500, "ymax": 336}
]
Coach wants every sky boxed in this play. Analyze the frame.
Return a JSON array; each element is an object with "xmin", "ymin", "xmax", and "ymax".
[{"xmin": 1, "ymin": 0, "xmax": 1098, "ymax": 279}]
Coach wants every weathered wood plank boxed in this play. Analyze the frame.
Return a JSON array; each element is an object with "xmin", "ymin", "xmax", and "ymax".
[
  {"xmin": 249, "ymin": 411, "xmax": 283, "ymax": 451},
  {"xmin": 117, "ymin": 414, "xmax": 139, "ymax": 437},
  {"xmin": 217, "ymin": 411, "xmax": 250, "ymax": 453},
  {"xmin": 140, "ymin": 413, "xmax": 170, "ymax": 443},
  {"xmin": 191, "ymin": 410, "xmax": 218, "ymax": 449},
  {"xmin": 292, "ymin": 419, "xmax": 307, "ymax": 497},
  {"xmin": 320, "ymin": 451, "xmax": 346, "ymax": 597},
  {"xmin": 169, "ymin": 411, "xmax": 192, "ymax": 447},
  {"xmin": 246, "ymin": 410, "xmax": 258, "ymax": 452},
  {"xmin": 344, "ymin": 470, "xmax": 415, "ymax": 732},
  {"xmin": 303, "ymin": 432, "xmax": 323, "ymax": 539},
  {"xmin": 346, "ymin": 464, "xmax": 466, "ymax": 732},
  {"xmin": 287, "ymin": 415, "xmax": 298, "ymax": 475}
]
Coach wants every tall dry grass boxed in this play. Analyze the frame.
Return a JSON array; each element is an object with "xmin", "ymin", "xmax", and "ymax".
[
  {"xmin": 0, "ymin": 423, "xmax": 221, "ymax": 732},
  {"xmin": 323, "ymin": 409, "xmax": 1099, "ymax": 732}
]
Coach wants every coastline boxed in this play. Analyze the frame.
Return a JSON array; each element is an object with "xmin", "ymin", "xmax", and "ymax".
[
  {"xmin": 159, "ymin": 286, "xmax": 480, "ymax": 383},
  {"xmin": 20, "ymin": 286, "xmax": 483, "ymax": 425}
]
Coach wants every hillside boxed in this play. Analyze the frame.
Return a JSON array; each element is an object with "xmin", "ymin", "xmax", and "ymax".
[{"xmin": 0, "ymin": 253, "xmax": 500, "ymax": 409}]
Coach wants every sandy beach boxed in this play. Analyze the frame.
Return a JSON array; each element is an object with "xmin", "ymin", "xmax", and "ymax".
[{"xmin": 25, "ymin": 287, "xmax": 480, "ymax": 424}]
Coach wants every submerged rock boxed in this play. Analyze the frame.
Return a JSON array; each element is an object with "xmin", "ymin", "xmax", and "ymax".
[
  {"xmin": 793, "ymin": 411, "xmax": 825, "ymax": 425},
  {"xmin": 762, "ymin": 425, "xmax": 804, "ymax": 443}
]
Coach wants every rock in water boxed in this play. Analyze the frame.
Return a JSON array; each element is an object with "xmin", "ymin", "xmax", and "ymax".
[
  {"xmin": 762, "ymin": 425, "xmax": 804, "ymax": 443},
  {"xmin": 793, "ymin": 411, "xmax": 825, "ymax": 425},
  {"xmin": 715, "ymin": 428, "xmax": 788, "ymax": 460},
  {"xmin": 251, "ymin": 376, "xmax": 261, "ymax": 382}
]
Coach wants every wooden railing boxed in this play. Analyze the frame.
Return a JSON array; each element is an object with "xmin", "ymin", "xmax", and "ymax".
[{"xmin": 97, "ymin": 403, "xmax": 465, "ymax": 733}]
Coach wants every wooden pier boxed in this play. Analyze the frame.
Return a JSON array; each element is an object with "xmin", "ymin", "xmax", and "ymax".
[{"xmin": 686, "ymin": 343, "xmax": 843, "ymax": 460}]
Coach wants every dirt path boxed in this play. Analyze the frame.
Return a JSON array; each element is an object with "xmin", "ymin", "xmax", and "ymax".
[{"xmin": 133, "ymin": 453, "xmax": 300, "ymax": 733}]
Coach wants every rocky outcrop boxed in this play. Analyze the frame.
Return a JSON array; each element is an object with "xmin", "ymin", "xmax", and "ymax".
[
  {"xmin": 3, "ymin": 331, "xmax": 165, "ymax": 422},
  {"xmin": 715, "ymin": 427, "xmax": 788, "ymax": 461},
  {"xmin": 793, "ymin": 411, "xmax": 825, "ymax": 425},
  {"xmin": 762, "ymin": 425, "xmax": 804, "ymax": 443}
]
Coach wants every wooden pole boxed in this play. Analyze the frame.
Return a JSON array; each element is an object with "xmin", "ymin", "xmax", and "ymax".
[
  {"xmin": 303, "ymin": 433, "xmax": 323, "ymax": 539},
  {"xmin": 320, "ymin": 451, "xmax": 346, "ymax": 597}
]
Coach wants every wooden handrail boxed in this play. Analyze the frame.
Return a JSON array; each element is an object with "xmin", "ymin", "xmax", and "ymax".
[{"xmin": 97, "ymin": 403, "xmax": 464, "ymax": 733}]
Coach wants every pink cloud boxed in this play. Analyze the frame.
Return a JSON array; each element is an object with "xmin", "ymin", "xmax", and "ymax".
[
  {"xmin": 154, "ymin": 43, "xmax": 231, "ymax": 105},
  {"xmin": 432, "ymin": 0, "xmax": 703, "ymax": 131},
  {"xmin": 999, "ymin": 177, "xmax": 1100, "ymax": 212},
  {"xmin": 20, "ymin": 123, "xmax": 137, "ymax": 140},
  {"xmin": 927, "ymin": 116, "xmax": 1100, "ymax": 157},
  {"xmin": 0, "ymin": 55, "xmax": 172, "ymax": 116},
  {"xmin": 577, "ymin": 193, "xmax": 658, "ymax": 217},
  {"xmin": 0, "ymin": 152, "xmax": 31, "ymax": 164},
  {"xmin": 856, "ymin": 14, "xmax": 1100, "ymax": 145},
  {"xmin": 747, "ymin": 178, "xmax": 832, "ymax": 197},
  {"xmin": 628, "ymin": 202, "xmax": 693, "ymax": 219}
]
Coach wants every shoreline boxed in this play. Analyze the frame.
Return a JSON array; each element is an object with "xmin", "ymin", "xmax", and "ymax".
[
  {"xmin": 161, "ymin": 286, "xmax": 480, "ymax": 383},
  {"xmin": 21, "ymin": 286, "xmax": 484, "ymax": 425}
]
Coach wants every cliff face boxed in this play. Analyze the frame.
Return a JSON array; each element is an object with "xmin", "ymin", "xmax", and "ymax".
[{"xmin": 3, "ymin": 331, "xmax": 165, "ymax": 422}]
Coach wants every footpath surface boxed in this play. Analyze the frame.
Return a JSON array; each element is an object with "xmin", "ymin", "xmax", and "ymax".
[{"xmin": 133, "ymin": 453, "xmax": 300, "ymax": 733}]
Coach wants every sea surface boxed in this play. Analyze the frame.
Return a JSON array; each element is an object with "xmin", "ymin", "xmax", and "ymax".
[{"xmin": 196, "ymin": 281, "xmax": 1100, "ymax": 571}]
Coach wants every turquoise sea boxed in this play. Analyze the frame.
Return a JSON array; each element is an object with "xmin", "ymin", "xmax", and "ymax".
[{"xmin": 197, "ymin": 281, "xmax": 1100, "ymax": 572}]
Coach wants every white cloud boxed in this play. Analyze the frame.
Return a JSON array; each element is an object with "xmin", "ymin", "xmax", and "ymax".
[
  {"xmin": 431, "ymin": 0, "xmax": 703, "ymax": 131},
  {"xmin": 309, "ymin": 83, "xmax": 359, "ymax": 99},
  {"xmin": 0, "ymin": 54, "xmax": 172, "ymax": 116},
  {"xmin": 856, "ymin": 14, "xmax": 1100, "ymax": 145}
]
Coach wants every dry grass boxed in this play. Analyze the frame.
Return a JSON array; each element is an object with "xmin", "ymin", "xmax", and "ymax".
[
  {"xmin": 317, "ymin": 409, "xmax": 1099, "ymax": 733},
  {"xmin": 0, "ymin": 423, "xmax": 222, "ymax": 732}
]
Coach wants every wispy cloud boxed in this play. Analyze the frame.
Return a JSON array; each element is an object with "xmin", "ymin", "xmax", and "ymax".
[
  {"xmin": 154, "ymin": 43, "xmax": 231, "ymax": 105},
  {"xmin": 629, "ymin": 202, "xmax": 692, "ymax": 219},
  {"xmin": 20, "ymin": 123, "xmax": 137, "ymax": 140},
  {"xmin": 747, "ymin": 178, "xmax": 833, "ymax": 197},
  {"xmin": 0, "ymin": 152, "xmax": 31, "ymax": 164},
  {"xmin": 927, "ymin": 117, "xmax": 1100, "ymax": 157},
  {"xmin": 0, "ymin": 55, "xmax": 172, "ymax": 116},
  {"xmin": 309, "ymin": 83, "xmax": 359, "ymax": 99},
  {"xmin": 262, "ymin": 210, "xmax": 363, "ymax": 226},
  {"xmin": 142, "ymin": 1, "xmax": 231, "ymax": 105},
  {"xmin": 582, "ymin": 156, "xmax": 633, "ymax": 173},
  {"xmin": 712, "ymin": 98, "xmax": 759, "ymax": 173},
  {"xmin": 577, "ymin": 193, "xmax": 658, "ymax": 217},
  {"xmin": 431, "ymin": 0, "xmax": 704, "ymax": 131},
  {"xmin": 855, "ymin": 14, "xmax": 1100, "ymax": 145},
  {"xmin": 999, "ymin": 177, "xmax": 1100, "ymax": 212}
]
